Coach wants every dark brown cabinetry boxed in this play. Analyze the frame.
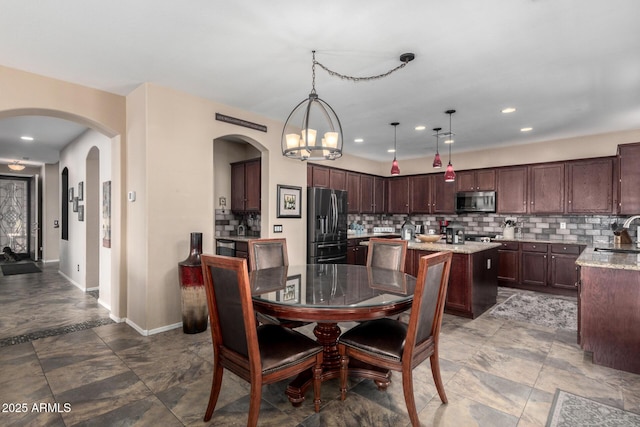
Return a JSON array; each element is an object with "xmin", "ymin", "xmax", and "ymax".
[
  {"xmin": 432, "ymin": 175, "xmax": 456, "ymax": 213},
  {"xmin": 330, "ymin": 168, "xmax": 347, "ymax": 191},
  {"xmin": 529, "ymin": 163, "xmax": 564, "ymax": 214},
  {"xmin": 405, "ymin": 248, "xmax": 498, "ymax": 319},
  {"xmin": 374, "ymin": 176, "xmax": 386, "ymax": 214},
  {"xmin": 231, "ymin": 158, "xmax": 261, "ymax": 212},
  {"xmin": 409, "ymin": 175, "xmax": 431, "ymax": 213},
  {"xmin": 520, "ymin": 242, "xmax": 548, "ymax": 287},
  {"xmin": 360, "ymin": 175, "xmax": 374, "ymax": 214},
  {"xmin": 235, "ymin": 241, "xmax": 249, "ymax": 265},
  {"xmin": 549, "ymin": 244, "xmax": 581, "ymax": 289},
  {"xmin": 618, "ymin": 142, "xmax": 640, "ymax": 214},
  {"xmin": 347, "ymin": 172, "xmax": 360, "ymax": 213},
  {"xmin": 565, "ymin": 158, "xmax": 614, "ymax": 213},
  {"xmin": 455, "ymin": 169, "xmax": 496, "ymax": 191},
  {"xmin": 497, "ymin": 166, "xmax": 528, "ymax": 214},
  {"xmin": 498, "ymin": 241, "xmax": 583, "ymax": 295},
  {"xmin": 347, "ymin": 238, "xmax": 367, "ymax": 265},
  {"xmin": 497, "ymin": 241, "xmax": 519, "ymax": 285},
  {"xmin": 387, "ymin": 177, "xmax": 410, "ymax": 214},
  {"xmin": 308, "ymin": 165, "xmax": 330, "ymax": 188}
]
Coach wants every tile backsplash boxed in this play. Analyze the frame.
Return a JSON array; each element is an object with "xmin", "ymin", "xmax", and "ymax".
[
  {"xmin": 215, "ymin": 209, "xmax": 261, "ymax": 237},
  {"xmin": 347, "ymin": 213, "xmax": 636, "ymax": 245}
]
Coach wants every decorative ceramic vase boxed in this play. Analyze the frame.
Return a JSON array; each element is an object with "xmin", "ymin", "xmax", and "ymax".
[
  {"xmin": 503, "ymin": 226, "xmax": 515, "ymax": 240},
  {"xmin": 178, "ymin": 232, "xmax": 208, "ymax": 334}
]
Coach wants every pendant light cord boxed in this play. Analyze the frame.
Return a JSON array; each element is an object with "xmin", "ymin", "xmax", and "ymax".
[{"xmin": 313, "ymin": 52, "xmax": 414, "ymax": 83}]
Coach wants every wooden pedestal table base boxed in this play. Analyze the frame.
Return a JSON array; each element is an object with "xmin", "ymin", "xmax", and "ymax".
[{"xmin": 285, "ymin": 322, "xmax": 391, "ymax": 406}]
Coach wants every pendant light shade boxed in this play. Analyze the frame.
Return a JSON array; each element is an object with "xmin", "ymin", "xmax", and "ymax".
[
  {"xmin": 443, "ymin": 110, "xmax": 456, "ymax": 182},
  {"xmin": 282, "ymin": 51, "xmax": 343, "ymax": 161},
  {"xmin": 390, "ymin": 122, "xmax": 400, "ymax": 176},
  {"xmin": 432, "ymin": 127, "xmax": 442, "ymax": 168}
]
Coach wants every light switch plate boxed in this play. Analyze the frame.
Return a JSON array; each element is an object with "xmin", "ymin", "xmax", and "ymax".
[{"xmin": 273, "ymin": 224, "xmax": 283, "ymax": 233}]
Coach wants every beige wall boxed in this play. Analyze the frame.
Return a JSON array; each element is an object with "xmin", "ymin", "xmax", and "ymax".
[{"xmin": 42, "ymin": 163, "xmax": 60, "ymax": 262}]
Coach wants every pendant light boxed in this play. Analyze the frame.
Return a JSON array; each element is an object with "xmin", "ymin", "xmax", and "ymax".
[
  {"xmin": 432, "ymin": 127, "xmax": 442, "ymax": 168},
  {"xmin": 390, "ymin": 122, "xmax": 400, "ymax": 176},
  {"xmin": 443, "ymin": 110, "xmax": 456, "ymax": 182}
]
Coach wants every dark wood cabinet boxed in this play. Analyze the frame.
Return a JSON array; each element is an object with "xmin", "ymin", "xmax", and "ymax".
[
  {"xmin": 373, "ymin": 176, "xmax": 386, "ymax": 214},
  {"xmin": 347, "ymin": 172, "xmax": 360, "ymax": 213},
  {"xmin": 235, "ymin": 241, "xmax": 249, "ymax": 266},
  {"xmin": 387, "ymin": 177, "xmax": 410, "ymax": 214},
  {"xmin": 432, "ymin": 175, "xmax": 456, "ymax": 213},
  {"xmin": 360, "ymin": 174, "xmax": 374, "ymax": 214},
  {"xmin": 497, "ymin": 241, "xmax": 519, "ymax": 285},
  {"xmin": 406, "ymin": 248, "xmax": 498, "ymax": 319},
  {"xmin": 308, "ymin": 165, "xmax": 330, "ymax": 188},
  {"xmin": 565, "ymin": 158, "xmax": 614, "ymax": 213},
  {"xmin": 520, "ymin": 242, "xmax": 548, "ymax": 288},
  {"xmin": 499, "ymin": 241, "xmax": 582, "ymax": 295},
  {"xmin": 497, "ymin": 166, "xmax": 528, "ymax": 214},
  {"xmin": 529, "ymin": 163, "xmax": 565, "ymax": 214},
  {"xmin": 231, "ymin": 158, "xmax": 261, "ymax": 212},
  {"xmin": 347, "ymin": 238, "xmax": 367, "ymax": 265},
  {"xmin": 409, "ymin": 175, "xmax": 431, "ymax": 214},
  {"xmin": 618, "ymin": 142, "xmax": 640, "ymax": 215},
  {"xmin": 329, "ymin": 168, "xmax": 347, "ymax": 191},
  {"xmin": 549, "ymin": 244, "xmax": 581, "ymax": 290},
  {"xmin": 455, "ymin": 169, "xmax": 495, "ymax": 191}
]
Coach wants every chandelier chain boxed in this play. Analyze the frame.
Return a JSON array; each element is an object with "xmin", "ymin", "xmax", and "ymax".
[{"xmin": 313, "ymin": 58, "xmax": 410, "ymax": 82}]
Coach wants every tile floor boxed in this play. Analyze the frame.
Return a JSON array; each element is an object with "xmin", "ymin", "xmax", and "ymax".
[{"xmin": 1, "ymin": 262, "xmax": 639, "ymax": 426}]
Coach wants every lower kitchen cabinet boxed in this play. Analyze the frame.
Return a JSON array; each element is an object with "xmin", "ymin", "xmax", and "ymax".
[
  {"xmin": 498, "ymin": 241, "xmax": 583, "ymax": 295},
  {"xmin": 347, "ymin": 238, "xmax": 367, "ymax": 265},
  {"xmin": 406, "ymin": 247, "xmax": 498, "ymax": 318}
]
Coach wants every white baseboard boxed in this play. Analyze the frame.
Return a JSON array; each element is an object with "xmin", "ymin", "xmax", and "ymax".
[
  {"xmin": 124, "ymin": 319, "xmax": 182, "ymax": 336},
  {"xmin": 58, "ymin": 270, "xmax": 83, "ymax": 291}
]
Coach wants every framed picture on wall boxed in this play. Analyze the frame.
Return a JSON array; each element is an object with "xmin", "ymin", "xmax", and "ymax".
[
  {"xmin": 277, "ymin": 184, "xmax": 302, "ymax": 218},
  {"xmin": 69, "ymin": 187, "xmax": 74, "ymax": 202},
  {"xmin": 78, "ymin": 205, "xmax": 84, "ymax": 221},
  {"xmin": 73, "ymin": 197, "xmax": 79, "ymax": 212},
  {"xmin": 78, "ymin": 181, "xmax": 84, "ymax": 201}
]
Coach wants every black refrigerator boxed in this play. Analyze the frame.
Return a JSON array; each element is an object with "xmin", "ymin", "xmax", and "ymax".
[{"xmin": 307, "ymin": 187, "xmax": 348, "ymax": 264}]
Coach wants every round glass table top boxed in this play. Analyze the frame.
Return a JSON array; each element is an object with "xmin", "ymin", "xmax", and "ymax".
[{"xmin": 250, "ymin": 264, "xmax": 416, "ymax": 310}]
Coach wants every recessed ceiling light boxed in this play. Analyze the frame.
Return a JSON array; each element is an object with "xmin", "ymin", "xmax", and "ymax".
[
  {"xmin": 520, "ymin": 127, "xmax": 533, "ymax": 132},
  {"xmin": 444, "ymin": 139, "xmax": 454, "ymax": 144},
  {"xmin": 501, "ymin": 107, "xmax": 516, "ymax": 114},
  {"xmin": 415, "ymin": 125, "xmax": 426, "ymax": 131},
  {"xmin": 20, "ymin": 136, "xmax": 34, "ymax": 141},
  {"xmin": 354, "ymin": 138, "xmax": 364, "ymax": 143},
  {"xmin": 387, "ymin": 149, "xmax": 396, "ymax": 153}
]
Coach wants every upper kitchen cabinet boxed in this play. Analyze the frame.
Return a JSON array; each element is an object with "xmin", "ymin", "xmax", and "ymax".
[
  {"xmin": 329, "ymin": 168, "xmax": 347, "ymax": 191},
  {"xmin": 565, "ymin": 157, "xmax": 614, "ymax": 214},
  {"xmin": 617, "ymin": 142, "xmax": 640, "ymax": 215},
  {"xmin": 231, "ymin": 158, "xmax": 261, "ymax": 213},
  {"xmin": 360, "ymin": 174, "xmax": 386, "ymax": 214},
  {"xmin": 529, "ymin": 163, "xmax": 565, "ymax": 214},
  {"xmin": 308, "ymin": 164, "xmax": 330, "ymax": 188},
  {"xmin": 347, "ymin": 172, "xmax": 361, "ymax": 213},
  {"xmin": 387, "ymin": 176, "xmax": 410, "ymax": 214},
  {"xmin": 409, "ymin": 175, "xmax": 431, "ymax": 214},
  {"xmin": 455, "ymin": 169, "xmax": 496, "ymax": 192},
  {"xmin": 497, "ymin": 166, "xmax": 528, "ymax": 214}
]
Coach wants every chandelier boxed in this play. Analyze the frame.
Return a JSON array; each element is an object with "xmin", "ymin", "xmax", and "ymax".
[
  {"xmin": 8, "ymin": 161, "xmax": 25, "ymax": 171},
  {"xmin": 282, "ymin": 50, "xmax": 415, "ymax": 161}
]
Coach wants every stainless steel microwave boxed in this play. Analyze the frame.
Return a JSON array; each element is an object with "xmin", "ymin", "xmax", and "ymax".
[{"xmin": 455, "ymin": 191, "xmax": 496, "ymax": 213}]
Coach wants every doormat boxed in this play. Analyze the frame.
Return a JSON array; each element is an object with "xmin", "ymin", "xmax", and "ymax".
[
  {"xmin": 489, "ymin": 292, "xmax": 577, "ymax": 330},
  {"xmin": 1, "ymin": 262, "xmax": 42, "ymax": 276},
  {"xmin": 546, "ymin": 389, "xmax": 640, "ymax": 427}
]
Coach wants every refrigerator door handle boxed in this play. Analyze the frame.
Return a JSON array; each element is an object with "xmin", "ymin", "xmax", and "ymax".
[{"xmin": 317, "ymin": 242, "xmax": 346, "ymax": 249}]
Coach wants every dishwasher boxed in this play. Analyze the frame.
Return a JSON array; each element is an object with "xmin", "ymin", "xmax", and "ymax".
[{"xmin": 216, "ymin": 239, "xmax": 236, "ymax": 257}]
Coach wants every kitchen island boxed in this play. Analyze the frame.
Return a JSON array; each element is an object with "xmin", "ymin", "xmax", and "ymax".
[
  {"xmin": 576, "ymin": 245, "xmax": 640, "ymax": 374},
  {"xmin": 363, "ymin": 239, "xmax": 501, "ymax": 318}
]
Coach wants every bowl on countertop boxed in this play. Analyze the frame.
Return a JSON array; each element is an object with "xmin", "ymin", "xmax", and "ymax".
[{"xmin": 416, "ymin": 234, "xmax": 442, "ymax": 243}]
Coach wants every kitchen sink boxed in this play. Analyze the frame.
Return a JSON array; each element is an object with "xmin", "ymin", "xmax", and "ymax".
[{"xmin": 593, "ymin": 247, "xmax": 640, "ymax": 254}]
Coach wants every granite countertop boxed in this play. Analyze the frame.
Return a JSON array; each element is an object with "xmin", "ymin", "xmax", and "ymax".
[
  {"xmin": 216, "ymin": 235, "xmax": 260, "ymax": 243},
  {"xmin": 492, "ymin": 237, "xmax": 586, "ymax": 245},
  {"xmin": 576, "ymin": 244, "xmax": 640, "ymax": 271},
  {"xmin": 360, "ymin": 238, "xmax": 501, "ymax": 254},
  {"xmin": 347, "ymin": 232, "xmax": 400, "ymax": 239}
]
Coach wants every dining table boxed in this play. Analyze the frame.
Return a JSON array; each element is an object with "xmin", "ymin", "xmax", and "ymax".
[{"xmin": 250, "ymin": 263, "xmax": 417, "ymax": 406}]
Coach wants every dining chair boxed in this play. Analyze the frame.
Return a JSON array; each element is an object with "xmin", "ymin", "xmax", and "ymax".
[
  {"xmin": 248, "ymin": 238, "xmax": 308, "ymax": 329},
  {"xmin": 201, "ymin": 254, "xmax": 323, "ymax": 426},
  {"xmin": 338, "ymin": 251, "xmax": 453, "ymax": 427},
  {"xmin": 366, "ymin": 238, "xmax": 408, "ymax": 272}
]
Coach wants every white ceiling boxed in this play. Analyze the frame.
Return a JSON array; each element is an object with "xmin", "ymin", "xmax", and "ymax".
[{"xmin": 1, "ymin": 0, "xmax": 639, "ymax": 166}]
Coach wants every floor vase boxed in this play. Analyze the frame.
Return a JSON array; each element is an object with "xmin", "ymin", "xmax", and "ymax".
[{"xmin": 178, "ymin": 232, "xmax": 208, "ymax": 334}]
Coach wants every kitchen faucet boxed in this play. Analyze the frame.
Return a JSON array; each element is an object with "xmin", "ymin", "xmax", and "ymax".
[{"xmin": 622, "ymin": 215, "xmax": 640, "ymax": 228}]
